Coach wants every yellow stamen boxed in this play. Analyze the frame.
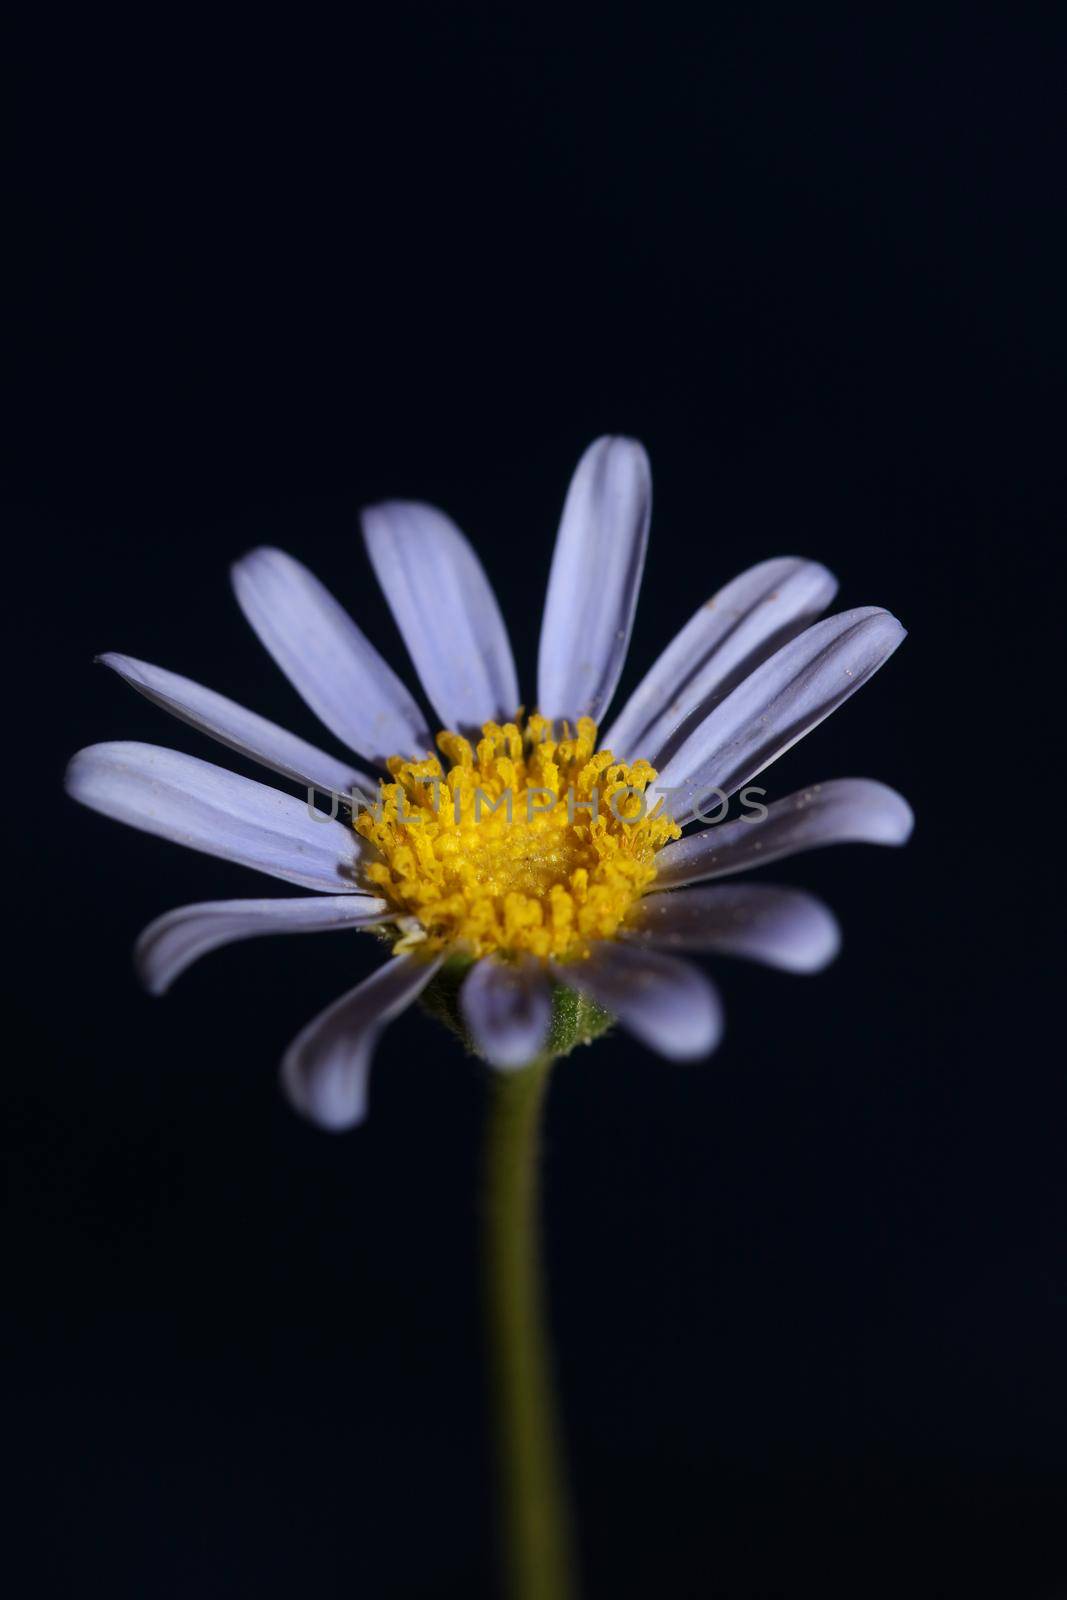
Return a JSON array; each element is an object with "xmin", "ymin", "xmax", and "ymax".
[{"xmin": 355, "ymin": 715, "xmax": 680, "ymax": 961}]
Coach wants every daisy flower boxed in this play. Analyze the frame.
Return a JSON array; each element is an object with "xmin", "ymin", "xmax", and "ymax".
[{"xmin": 65, "ymin": 437, "xmax": 911, "ymax": 1129}]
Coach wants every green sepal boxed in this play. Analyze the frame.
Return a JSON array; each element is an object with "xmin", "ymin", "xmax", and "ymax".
[{"xmin": 418, "ymin": 952, "xmax": 614, "ymax": 1062}]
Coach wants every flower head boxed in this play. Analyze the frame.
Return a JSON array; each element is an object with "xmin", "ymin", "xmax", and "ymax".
[
  {"xmin": 66, "ymin": 437, "xmax": 911, "ymax": 1128},
  {"xmin": 357, "ymin": 714, "xmax": 679, "ymax": 961}
]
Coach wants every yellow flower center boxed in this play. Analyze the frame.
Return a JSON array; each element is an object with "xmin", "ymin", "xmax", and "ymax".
[{"xmin": 355, "ymin": 714, "xmax": 680, "ymax": 960}]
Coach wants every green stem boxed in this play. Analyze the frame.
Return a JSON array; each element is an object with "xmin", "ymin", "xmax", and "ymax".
[{"xmin": 484, "ymin": 1056, "xmax": 578, "ymax": 1600}]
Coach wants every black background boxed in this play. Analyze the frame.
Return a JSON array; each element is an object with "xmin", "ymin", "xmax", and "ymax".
[{"xmin": 7, "ymin": 10, "xmax": 1066, "ymax": 1598}]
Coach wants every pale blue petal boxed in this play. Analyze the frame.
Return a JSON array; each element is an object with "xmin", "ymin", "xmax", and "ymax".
[
  {"xmin": 653, "ymin": 607, "xmax": 906, "ymax": 824},
  {"xmin": 632, "ymin": 884, "xmax": 841, "ymax": 973},
  {"xmin": 460, "ymin": 955, "xmax": 553, "ymax": 1070},
  {"xmin": 232, "ymin": 547, "xmax": 430, "ymax": 766},
  {"xmin": 554, "ymin": 942, "xmax": 722, "ymax": 1060},
  {"xmin": 65, "ymin": 742, "xmax": 364, "ymax": 892},
  {"xmin": 537, "ymin": 437, "xmax": 651, "ymax": 727},
  {"xmin": 136, "ymin": 894, "xmax": 391, "ymax": 995},
  {"xmin": 281, "ymin": 954, "xmax": 443, "ymax": 1130},
  {"xmin": 362, "ymin": 501, "xmax": 519, "ymax": 734},
  {"xmin": 602, "ymin": 557, "xmax": 837, "ymax": 763},
  {"xmin": 99, "ymin": 652, "xmax": 374, "ymax": 797},
  {"xmin": 653, "ymin": 779, "xmax": 913, "ymax": 887}
]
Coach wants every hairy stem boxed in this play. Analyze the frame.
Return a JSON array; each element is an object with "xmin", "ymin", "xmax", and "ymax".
[{"xmin": 484, "ymin": 1057, "xmax": 578, "ymax": 1600}]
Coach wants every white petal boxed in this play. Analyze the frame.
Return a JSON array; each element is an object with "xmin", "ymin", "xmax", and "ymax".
[
  {"xmin": 362, "ymin": 501, "xmax": 519, "ymax": 734},
  {"xmin": 653, "ymin": 607, "xmax": 906, "ymax": 824},
  {"xmin": 135, "ymin": 894, "xmax": 392, "ymax": 995},
  {"xmin": 280, "ymin": 953, "xmax": 442, "ymax": 1130},
  {"xmin": 653, "ymin": 779, "xmax": 914, "ymax": 887},
  {"xmin": 632, "ymin": 884, "xmax": 841, "ymax": 973},
  {"xmin": 99, "ymin": 652, "xmax": 374, "ymax": 798},
  {"xmin": 537, "ymin": 437, "xmax": 652, "ymax": 727},
  {"xmin": 65, "ymin": 742, "xmax": 364, "ymax": 892},
  {"xmin": 554, "ymin": 942, "xmax": 722, "ymax": 1060},
  {"xmin": 231, "ymin": 547, "xmax": 430, "ymax": 766},
  {"xmin": 460, "ymin": 956, "xmax": 553, "ymax": 1070},
  {"xmin": 602, "ymin": 557, "xmax": 838, "ymax": 763}
]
